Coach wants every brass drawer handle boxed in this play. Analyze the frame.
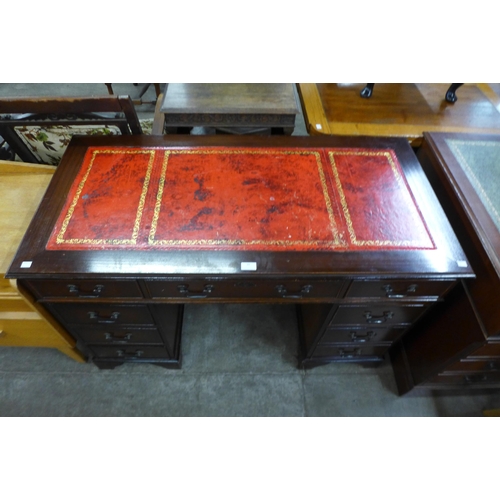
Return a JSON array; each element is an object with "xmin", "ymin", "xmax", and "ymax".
[
  {"xmin": 275, "ymin": 284, "xmax": 312, "ymax": 299},
  {"xmin": 68, "ymin": 284, "xmax": 104, "ymax": 298},
  {"xmin": 339, "ymin": 348, "xmax": 361, "ymax": 358},
  {"xmin": 104, "ymin": 332, "xmax": 132, "ymax": 342},
  {"xmin": 363, "ymin": 311, "xmax": 394, "ymax": 324},
  {"xmin": 382, "ymin": 284, "xmax": 417, "ymax": 299},
  {"xmin": 464, "ymin": 373, "xmax": 489, "ymax": 383},
  {"xmin": 486, "ymin": 361, "xmax": 500, "ymax": 371},
  {"xmin": 350, "ymin": 330, "xmax": 376, "ymax": 342},
  {"xmin": 88, "ymin": 311, "xmax": 120, "ymax": 324},
  {"xmin": 177, "ymin": 284, "xmax": 214, "ymax": 298}
]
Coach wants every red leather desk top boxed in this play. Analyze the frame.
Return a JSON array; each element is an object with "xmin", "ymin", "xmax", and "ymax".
[{"xmin": 46, "ymin": 146, "xmax": 435, "ymax": 252}]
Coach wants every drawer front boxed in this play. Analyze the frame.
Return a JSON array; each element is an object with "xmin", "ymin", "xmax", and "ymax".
[
  {"xmin": 145, "ymin": 278, "xmax": 343, "ymax": 300},
  {"xmin": 427, "ymin": 371, "xmax": 500, "ymax": 386},
  {"xmin": 0, "ymin": 277, "xmax": 18, "ymax": 296},
  {"xmin": 312, "ymin": 344, "xmax": 389, "ymax": 360},
  {"xmin": 0, "ymin": 298, "xmax": 32, "ymax": 313},
  {"xmin": 444, "ymin": 359, "xmax": 500, "ymax": 374},
  {"xmin": 320, "ymin": 325, "xmax": 406, "ymax": 344},
  {"xmin": 345, "ymin": 280, "xmax": 455, "ymax": 299},
  {"xmin": 329, "ymin": 304, "xmax": 427, "ymax": 327},
  {"xmin": 90, "ymin": 345, "xmax": 171, "ymax": 360},
  {"xmin": 23, "ymin": 279, "xmax": 143, "ymax": 299},
  {"xmin": 47, "ymin": 303, "xmax": 155, "ymax": 326},
  {"xmin": 465, "ymin": 343, "xmax": 500, "ymax": 359},
  {"xmin": 72, "ymin": 326, "xmax": 163, "ymax": 345}
]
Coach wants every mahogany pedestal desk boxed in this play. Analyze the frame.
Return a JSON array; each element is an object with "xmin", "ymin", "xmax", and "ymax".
[
  {"xmin": 391, "ymin": 132, "xmax": 500, "ymax": 393},
  {"xmin": 6, "ymin": 135, "xmax": 472, "ymax": 372}
]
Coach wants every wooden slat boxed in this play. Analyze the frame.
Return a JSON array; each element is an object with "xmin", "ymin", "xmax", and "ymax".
[
  {"xmin": 0, "ymin": 95, "xmax": 125, "ymax": 113},
  {"xmin": 296, "ymin": 83, "xmax": 331, "ymax": 135}
]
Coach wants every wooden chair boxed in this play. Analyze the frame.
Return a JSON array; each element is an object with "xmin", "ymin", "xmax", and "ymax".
[
  {"xmin": 105, "ymin": 83, "xmax": 162, "ymax": 105},
  {"xmin": 0, "ymin": 95, "xmax": 142, "ymax": 165},
  {"xmin": 152, "ymin": 92, "xmax": 166, "ymax": 135},
  {"xmin": 360, "ymin": 83, "xmax": 464, "ymax": 102}
]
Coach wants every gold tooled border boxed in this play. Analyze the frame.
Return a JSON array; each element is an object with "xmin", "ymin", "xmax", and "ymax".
[
  {"xmin": 55, "ymin": 149, "xmax": 155, "ymax": 245},
  {"xmin": 148, "ymin": 149, "xmax": 346, "ymax": 248},
  {"xmin": 329, "ymin": 150, "xmax": 432, "ymax": 247},
  {"xmin": 446, "ymin": 140, "xmax": 500, "ymax": 228}
]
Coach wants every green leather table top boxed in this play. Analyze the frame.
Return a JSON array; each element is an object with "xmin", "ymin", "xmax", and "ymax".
[{"xmin": 445, "ymin": 138, "xmax": 500, "ymax": 233}]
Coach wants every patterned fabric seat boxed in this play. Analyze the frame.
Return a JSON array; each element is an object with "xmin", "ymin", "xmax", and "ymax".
[
  {"xmin": 12, "ymin": 119, "xmax": 153, "ymax": 165},
  {"xmin": 0, "ymin": 96, "xmax": 148, "ymax": 166}
]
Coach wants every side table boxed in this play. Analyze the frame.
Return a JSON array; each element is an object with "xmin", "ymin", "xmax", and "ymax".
[{"xmin": 156, "ymin": 83, "xmax": 299, "ymax": 135}]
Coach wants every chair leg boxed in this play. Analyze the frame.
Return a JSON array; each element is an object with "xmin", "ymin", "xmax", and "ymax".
[
  {"xmin": 105, "ymin": 83, "xmax": 114, "ymax": 95},
  {"xmin": 360, "ymin": 83, "xmax": 375, "ymax": 98},
  {"xmin": 445, "ymin": 83, "xmax": 463, "ymax": 103}
]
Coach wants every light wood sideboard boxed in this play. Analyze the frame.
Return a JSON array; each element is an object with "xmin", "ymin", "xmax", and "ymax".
[{"xmin": 0, "ymin": 160, "xmax": 84, "ymax": 362}]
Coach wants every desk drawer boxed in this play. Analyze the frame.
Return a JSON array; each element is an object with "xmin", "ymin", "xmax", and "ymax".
[
  {"xmin": 427, "ymin": 371, "xmax": 500, "ymax": 386},
  {"xmin": 465, "ymin": 343, "xmax": 500, "ymax": 359},
  {"xmin": 443, "ymin": 359, "xmax": 500, "ymax": 374},
  {"xmin": 312, "ymin": 344, "xmax": 389, "ymax": 360},
  {"xmin": 345, "ymin": 280, "xmax": 454, "ymax": 299},
  {"xmin": 320, "ymin": 325, "xmax": 406, "ymax": 344},
  {"xmin": 0, "ymin": 297, "xmax": 32, "ymax": 313},
  {"xmin": 0, "ymin": 277, "xmax": 18, "ymax": 296},
  {"xmin": 47, "ymin": 303, "xmax": 155, "ymax": 326},
  {"xmin": 145, "ymin": 278, "xmax": 343, "ymax": 300},
  {"xmin": 328, "ymin": 304, "xmax": 428, "ymax": 327},
  {"xmin": 23, "ymin": 279, "xmax": 143, "ymax": 299},
  {"xmin": 90, "ymin": 345, "xmax": 171, "ymax": 360},
  {"xmin": 72, "ymin": 326, "xmax": 163, "ymax": 345}
]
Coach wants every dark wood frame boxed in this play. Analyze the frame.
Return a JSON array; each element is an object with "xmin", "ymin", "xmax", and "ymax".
[{"xmin": 0, "ymin": 95, "xmax": 142, "ymax": 164}]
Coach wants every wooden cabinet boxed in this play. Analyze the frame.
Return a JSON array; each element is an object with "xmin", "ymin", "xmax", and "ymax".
[
  {"xmin": 0, "ymin": 161, "xmax": 84, "ymax": 362},
  {"xmin": 6, "ymin": 135, "xmax": 472, "ymax": 371},
  {"xmin": 391, "ymin": 132, "xmax": 500, "ymax": 393}
]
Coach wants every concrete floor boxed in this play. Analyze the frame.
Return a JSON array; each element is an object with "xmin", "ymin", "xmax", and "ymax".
[{"xmin": 1, "ymin": 83, "xmax": 500, "ymax": 416}]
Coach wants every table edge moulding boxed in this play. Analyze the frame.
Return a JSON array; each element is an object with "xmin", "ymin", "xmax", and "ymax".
[{"xmin": 6, "ymin": 135, "xmax": 473, "ymax": 373}]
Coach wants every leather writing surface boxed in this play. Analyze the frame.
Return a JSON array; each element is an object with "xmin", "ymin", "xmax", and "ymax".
[
  {"xmin": 445, "ymin": 139, "xmax": 500, "ymax": 234},
  {"xmin": 46, "ymin": 146, "xmax": 435, "ymax": 252}
]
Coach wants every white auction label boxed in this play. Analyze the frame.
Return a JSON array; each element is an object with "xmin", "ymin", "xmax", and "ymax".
[{"xmin": 241, "ymin": 262, "xmax": 257, "ymax": 271}]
